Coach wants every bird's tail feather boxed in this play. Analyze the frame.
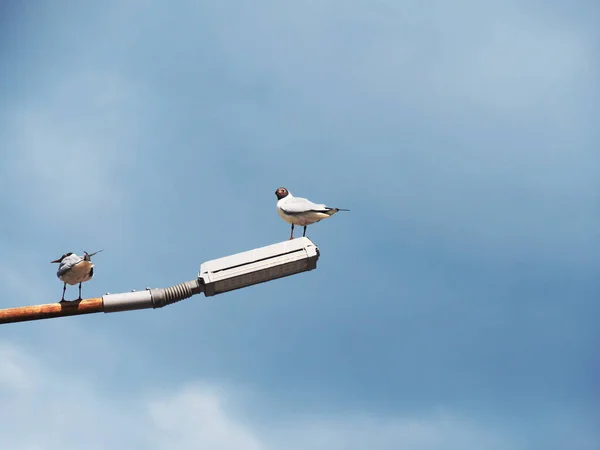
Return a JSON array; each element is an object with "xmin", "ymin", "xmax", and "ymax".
[
  {"xmin": 84, "ymin": 249, "xmax": 104, "ymax": 260},
  {"xmin": 325, "ymin": 207, "xmax": 350, "ymax": 216}
]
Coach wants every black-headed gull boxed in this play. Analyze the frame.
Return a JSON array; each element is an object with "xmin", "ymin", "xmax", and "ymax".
[
  {"xmin": 51, "ymin": 250, "xmax": 103, "ymax": 302},
  {"xmin": 275, "ymin": 187, "xmax": 349, "ymax": 240}
]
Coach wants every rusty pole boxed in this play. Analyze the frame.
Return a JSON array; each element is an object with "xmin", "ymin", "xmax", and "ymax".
[
  {"xmin": 0, "ymin": 279, "xmax": 203, "ymax": 325},
  {"xmin": 0, "ymin": 298, "xmax": 105, "ymax": 325}
]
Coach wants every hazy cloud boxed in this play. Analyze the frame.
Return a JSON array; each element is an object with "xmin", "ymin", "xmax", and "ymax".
[{"xmin": 0, "ymin": 340, "xmax": 542, "ymax": 450}]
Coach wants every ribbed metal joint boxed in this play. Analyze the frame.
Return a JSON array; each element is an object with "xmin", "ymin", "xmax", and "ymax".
[{"xmin": 149, "ymin": 279, "xmax": 203, "ymax": 308}]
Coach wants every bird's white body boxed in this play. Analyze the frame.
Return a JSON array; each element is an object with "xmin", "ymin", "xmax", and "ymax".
[
  {"xmin": 276, "ymin": 196, "xmax": 336, "ymax": 226},
  {"xmin": 56, "ymin": 253, "xmax": 95, "ymax": 285}
]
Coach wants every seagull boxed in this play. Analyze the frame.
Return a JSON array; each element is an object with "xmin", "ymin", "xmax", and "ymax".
[
  {"xmin": 275, "ymin": 187, "xmax": 349, "ymax": 240},
  {"xmin": 51, "ymin": 250, "xmax": 103, "ymax": 302}
]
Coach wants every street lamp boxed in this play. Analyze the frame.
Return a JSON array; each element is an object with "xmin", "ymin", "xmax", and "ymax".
[{"xmin": 0, "ymin": 237, "xmax": 320, "ymax": 325}]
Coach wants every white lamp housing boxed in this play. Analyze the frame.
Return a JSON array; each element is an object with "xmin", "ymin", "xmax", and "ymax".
[{"xmin": 199, "ymin": 237, "xmax": 320, "ymax": 296}]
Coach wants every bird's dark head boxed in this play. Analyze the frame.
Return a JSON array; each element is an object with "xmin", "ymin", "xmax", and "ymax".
[
  {"xmin": 51, "ymin": 252, "xmax": 73, "ymax": 263},
  {"xmin": 275, "ymin": 187, "xmax": 289, "ymax": 200}
]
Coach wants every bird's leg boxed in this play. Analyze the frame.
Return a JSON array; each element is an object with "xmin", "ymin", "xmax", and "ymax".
[
  {"xmin": 60, "ymin": 283, "xmax": 67, "ymax": 303},
  {"xmin": 303, "ymin": 226, "xmax": 307, "ymax": 237},
  {"xmin": 289, "ymin": 224, "xmax": 294, "ymax": 240},
  {"xmin": 78, "ymin": 282, "xmax": 82, "ymax": 301}
]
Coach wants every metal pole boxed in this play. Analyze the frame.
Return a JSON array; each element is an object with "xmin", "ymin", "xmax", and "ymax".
[
  {"xmin": 0, "ymin": 298, "xmax": 104, "ymax": 324},
  {"xmin": 0, "ymin": 279, "xmax": 204, "ymax": 325},
  {"xmin": 0, "ymin": 238, "xmax": 320, "ymax": 326}
]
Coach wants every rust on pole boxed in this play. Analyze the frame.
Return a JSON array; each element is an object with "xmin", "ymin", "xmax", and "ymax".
[{"xmin": 0, "ymin": 298, "xmax": 104, "ymax": 325}]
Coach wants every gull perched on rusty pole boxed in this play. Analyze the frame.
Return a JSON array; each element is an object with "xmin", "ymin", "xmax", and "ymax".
[{"xmin": 51, "ymin": 250, "xmax": 103, "ymax": 302}]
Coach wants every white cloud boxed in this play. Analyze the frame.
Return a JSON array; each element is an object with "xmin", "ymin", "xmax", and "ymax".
[
  {"xmin": 0, "ymin": 339, "xmax": 546, "ymax": 450},
  {"xmin": 146, "ymin": 385, "xmax": 262, "ymax": 450}
]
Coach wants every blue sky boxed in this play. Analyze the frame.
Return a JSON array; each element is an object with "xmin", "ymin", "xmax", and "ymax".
[{"xmin": 0, "ymin": 0, "xmax": 598, "ymax": 448}]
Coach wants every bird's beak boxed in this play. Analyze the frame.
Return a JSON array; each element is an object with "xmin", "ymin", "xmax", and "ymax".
[
  {"xmin": 51, "ymin": 258, "xmax": 61, "ymax": 263},
  {"xmin": 87, "ymin": 249, "xmax": 103, "ymax": 257}
]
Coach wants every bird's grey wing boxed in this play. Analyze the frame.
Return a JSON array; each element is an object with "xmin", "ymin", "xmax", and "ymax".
[
  {"xmin": 280, "ymin": 197, "xmax": 332, "ymax": 215},
  {"xmin": 57, "ymin": 255, "xmax": 84, "ymax": 276}
]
